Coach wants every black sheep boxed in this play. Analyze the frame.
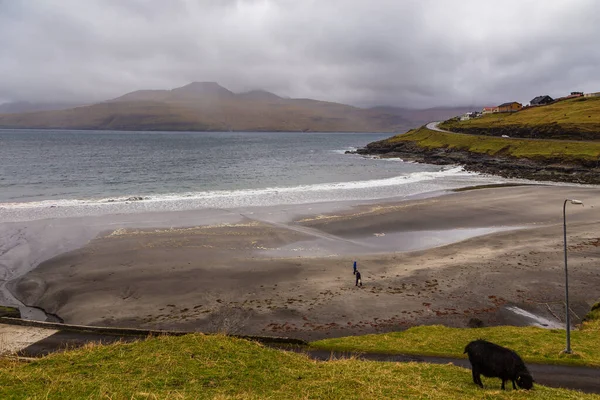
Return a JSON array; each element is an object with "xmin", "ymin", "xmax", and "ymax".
[{"xmin": 464, "ymin": 339, "xmax": 534, "ymax": 390}]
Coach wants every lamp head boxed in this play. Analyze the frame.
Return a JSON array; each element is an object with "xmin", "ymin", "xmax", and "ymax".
[{"xmin": 569, "ymin": 199, "xmax": 584, "ymax": 205}]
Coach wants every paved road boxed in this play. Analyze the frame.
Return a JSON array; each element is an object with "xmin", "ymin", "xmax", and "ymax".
[
  {"xmin": 293, "ymin": 348, "xmax": 600, "ymax": 394},
  {"xmin": 424, "ymin": 121, "xmax": 597, "ymax": 144},
  {"xmin": 3, "ymin": 323, "xmax": 599, "ymax": 394},
  {"xmin": 0, "ymin": 323, "xmax": 58, "ymax": 355},
  {"xmin": 426, "ymin": 121, "xmax": 449, "ymax": 132}
]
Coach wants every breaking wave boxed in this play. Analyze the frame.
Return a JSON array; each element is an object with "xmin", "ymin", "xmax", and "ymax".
[{"xmin": 0, "ymin": 166, "xmax": 494, "ymax": 222}]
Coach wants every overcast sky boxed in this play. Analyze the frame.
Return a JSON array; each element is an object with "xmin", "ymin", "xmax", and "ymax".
[{"xmin": 1, "ymin": 0, "xmax": 600, "ymax": 108}]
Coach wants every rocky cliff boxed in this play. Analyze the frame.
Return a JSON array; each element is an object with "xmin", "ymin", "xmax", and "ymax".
[{"xmin": 356, "ymin": 137, "xmax": 600, "ymax": 184}]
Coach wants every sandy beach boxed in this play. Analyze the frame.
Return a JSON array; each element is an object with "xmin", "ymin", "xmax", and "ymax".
[{"xmin": 7, "ymin": 185, "xmax": 600, "ymax": 340}]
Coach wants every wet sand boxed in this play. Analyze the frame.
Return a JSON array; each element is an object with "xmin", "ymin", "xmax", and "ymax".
[{"xmin": 9, "ymin": 185, "xmax": 600, "ymax": 340}]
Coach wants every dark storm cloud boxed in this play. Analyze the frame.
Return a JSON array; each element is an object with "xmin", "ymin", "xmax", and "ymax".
[{"xmin": 1, "ymin": 0, "xmax": 599, "ymax": 107}]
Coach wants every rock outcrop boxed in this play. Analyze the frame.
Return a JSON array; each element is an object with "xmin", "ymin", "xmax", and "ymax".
[{"xmin": 355, "ymin": 139, "xmax": 600, "ymax": 184}]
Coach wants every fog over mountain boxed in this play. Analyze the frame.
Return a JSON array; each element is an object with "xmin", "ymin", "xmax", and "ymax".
[
  {"xmin": 1, "ymin": 0, "xmax": 600, "ymax": 108},
  {"xmin": 2, "ymin": 81, "xmax": 475, "ymax": 132}
]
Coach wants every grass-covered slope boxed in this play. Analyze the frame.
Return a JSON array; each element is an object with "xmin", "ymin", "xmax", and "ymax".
[
  {"xmin": 0, "ymin": 334, "xmax": 595, "ymax": 399},
  {"xmin": 380, "ymin": 126, "xmax": 600, "ymax": 163},
  {"xmin": 440, "ymin": 97, "xmax": 600, "ymax": 140},
  {"xmin": 313, "ymin": 309, "xmax": 600, "ymax": 367},
  {"xmin": 360, "ymin": 116, "xmax": 600, "ymax": 183}
]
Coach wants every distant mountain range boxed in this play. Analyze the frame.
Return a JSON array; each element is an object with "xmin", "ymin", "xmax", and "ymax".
[
  {"xmin": 0, "ymin": 82, "xmax": 479, "ymax": 132},
  {"xmin": 0, "ymin": 101, "xmax": 84, "ymax": 114}
]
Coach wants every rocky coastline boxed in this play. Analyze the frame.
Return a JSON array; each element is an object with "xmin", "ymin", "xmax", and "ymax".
[{"xmin": 353, "ymin": 139, "xmax": 600, "ymax": 184}]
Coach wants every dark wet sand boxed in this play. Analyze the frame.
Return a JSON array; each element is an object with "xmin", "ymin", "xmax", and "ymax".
[{"xmin": 11, "ymin": 185, "xmax": 600, "ymax": 340}]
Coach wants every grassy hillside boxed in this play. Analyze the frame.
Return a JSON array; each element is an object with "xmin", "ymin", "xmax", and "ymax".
[
  {"xmin": 313, "ymin": 303, "xmax": 600, "ymax": 368},
  {"xmin": 440, "ymin": 97, "xmax": 600, "ymax": 140},
  {"xmin": 0, "ymin": 82, "xmax": 410, "ymax": 132},
  {"xmin": 0, "ymin": 334, "xmax": 594, "ymax": 399},
  {"xmin": 313, "ymin": 324, "xmax": 600, "ymax": 368},
  {"xmin": 381, "ymin": 126, "xmax": 600, "ymax": 164}
]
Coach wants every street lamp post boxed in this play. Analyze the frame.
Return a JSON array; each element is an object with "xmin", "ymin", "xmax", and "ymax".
[{"xmin": 563, "ymin": 198, "xmax": 583, "ymax": 354}]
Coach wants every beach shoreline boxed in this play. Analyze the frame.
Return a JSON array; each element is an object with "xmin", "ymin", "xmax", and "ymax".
[{"xmin": 4, "ymin": 185, "xmax": 600, "ymax": 340}]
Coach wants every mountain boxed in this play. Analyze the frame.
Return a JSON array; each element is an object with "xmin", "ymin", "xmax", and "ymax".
[
  {"xmin": 237, "ymin": 90, "xmax": 282, "ymax": 102},
  {"xmin": 110, "ymin": 82, "xmax": 236, "ymax": 103},
  {"xmin": 0, "ymin": 101, "xmax": 84, "ymax": 114},
  {"xmin": 0, "ymin": 82, "xmax": 417, "ymax": 132}
]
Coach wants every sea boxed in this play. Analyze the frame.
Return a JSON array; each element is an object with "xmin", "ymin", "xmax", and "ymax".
[{"xmin": 0, "ymin": 129, "xmax": 516, "ymax": 223}]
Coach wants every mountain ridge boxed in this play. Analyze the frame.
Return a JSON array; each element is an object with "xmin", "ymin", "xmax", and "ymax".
[{"xmin": 0, "ymin": 82, "xmax": 475, "ymax": 132}]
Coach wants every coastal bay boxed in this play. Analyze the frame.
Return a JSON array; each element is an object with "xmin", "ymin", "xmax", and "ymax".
[{"xmin": 9, "ymin": 185, "xmax": 600, "ymax": 340}]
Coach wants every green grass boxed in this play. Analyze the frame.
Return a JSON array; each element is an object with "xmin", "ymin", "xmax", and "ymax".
[
  {"xmin": 385, "ymin": 126, "xmax": 600, "ymax": 163},
  {"xmin": 439, "ymin": 97, "xmax": 600, "ymax": 137},
  {"xmin": 0, "ymin": 306, "xmax": 20, "ymax": 318},
  {"xmin": 0, "ymin": 334, "xmax": 596, "ymax": 399},
  {"xmin": 582, "ymin": 302, "xmax": 600, "ymax": 329},
  {"xmin": 312, "ymin": 319, "xmax": 600, "ymax": 368}
]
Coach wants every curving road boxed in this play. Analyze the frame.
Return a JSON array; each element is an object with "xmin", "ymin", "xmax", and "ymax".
[{"xmin": 426, "ymin": 121, "xmax": 451, "ymax": 132}]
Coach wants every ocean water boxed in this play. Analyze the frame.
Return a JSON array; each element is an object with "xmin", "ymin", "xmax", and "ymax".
[{"xmin": 0, "ymin": 129, "xmax": 512, "ymax": 222}]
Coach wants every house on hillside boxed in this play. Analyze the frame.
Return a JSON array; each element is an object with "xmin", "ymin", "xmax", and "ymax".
[
  {"xmin": 482, "ymin": 106, "xmax": 498, "ymax": 114},
  {"xmin": 585, "ymin": 92, "xmax": 600, "ymax": 98},
  {"xmin": 555, "ymin": 91, "xmax": 585, "ymax": 102},
  {"xmin": 497, "ymin": 102, "xmax": 522, "ymax": 113},
  {"xmin": 460, "ymin": 111, "xmax": 481, "ymax": 121},
  {"xmin": 530, "ymin": 95, "xmax": 553, "ymax": 106}
]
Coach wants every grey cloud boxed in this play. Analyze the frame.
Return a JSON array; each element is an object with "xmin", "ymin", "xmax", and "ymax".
[{"xmin": 1, "ymin": 0, "xmax": 600, "ymax": 107}]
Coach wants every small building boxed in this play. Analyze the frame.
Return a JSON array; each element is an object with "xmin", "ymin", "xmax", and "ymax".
[
  {"xmin": 530, "ymin": 95, "xmax": 553, "ymax": 106},
  {"xmin": 585, "ymin": 92, "xmax": 600, "ymax": 98},
  {"xmin": 497, "ymin": 102, "xmax": 522, "ymax": 113},
  {"xmin": 460, "ymin": 111, "xmax": 481, "ymax": 121},
  {"xmin": 482, "ymin": 106, "xmax": 498, "ymax": 114},
  {"xmin": 563, "ymin": 92, "xmax": 584, "ymax": 100},
  {"xmin": 555, "ymin": 91, "xmax": 586, "ymax": 102}
]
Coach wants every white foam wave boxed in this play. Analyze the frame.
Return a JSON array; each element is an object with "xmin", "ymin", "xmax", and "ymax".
[
  {"xmin": 331, "ymin": 147, "xmax": 357, "ymax": 154},
  {"xmin": 1, "ymin": 166, "xmax": 470, "ymax": 211},
  {"xmin": 0, "ymin": 166, "xmax": 510, "ymax": 223}
]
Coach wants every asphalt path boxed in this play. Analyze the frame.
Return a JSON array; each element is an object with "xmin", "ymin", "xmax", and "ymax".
[
  {"xmin": 9, "ymin": 327, "xmax": 600, "ymax": 395},
  {"xmin": 426, "ymin": 121, "xmax": 448, "ymax": 132},
  {"xmin": 290, "ymin": 348, "xmax": 600, "ymax": 394},
  {"xmin": 424, "ymin": 120, "xmax": 597, "ymax": 144}
]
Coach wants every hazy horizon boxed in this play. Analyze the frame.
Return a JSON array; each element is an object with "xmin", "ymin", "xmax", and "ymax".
[
  {"xmin": 0, "ymin": 81, "xmax": 489, "ymax": 111},
  {"xmin": 2, "ymin": 0, "xmax": 599, "ymax": 108}
]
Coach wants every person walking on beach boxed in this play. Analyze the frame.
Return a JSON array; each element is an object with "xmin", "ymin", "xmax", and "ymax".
[
  {"xmin": 353, "ymin": 260, "xmax": 357, "ymax": 275},
  {"xmin": 355, "ymin": 270, "xmax": 362, "ymax": 287}
]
